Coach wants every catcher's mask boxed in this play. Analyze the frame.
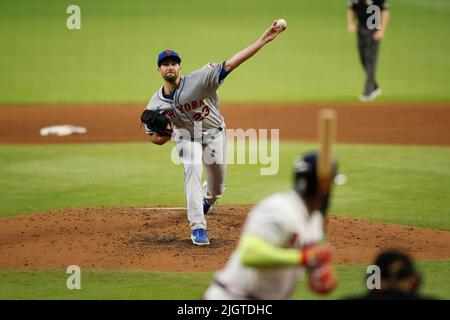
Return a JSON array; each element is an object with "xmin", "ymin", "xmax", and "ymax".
[{"xmin": 293, "ymin": 151, "xmax": 337, "ymax": 214}]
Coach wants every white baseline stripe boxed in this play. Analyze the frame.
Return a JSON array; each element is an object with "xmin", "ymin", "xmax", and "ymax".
[{"xmin": 138, "ymin": 207, "xmax": 186, "ymax": 210}]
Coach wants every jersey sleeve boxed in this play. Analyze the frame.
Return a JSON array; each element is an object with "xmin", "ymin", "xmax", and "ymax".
[
  {"xmin": 243, "ymin": 201, "xmax": 293, "ymax": 247},
  {"xmin": 199, "ymin": 61, "xmax": 229, "ymax": 90},
  {"xmin": 348, "ymin": 0, "xmax": 357, "ymax": 10}
]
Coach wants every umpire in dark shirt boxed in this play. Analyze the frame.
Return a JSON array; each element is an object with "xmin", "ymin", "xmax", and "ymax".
[{"xmin": 347, "ymin": 0, "xmax": 390, "ymax": 101}]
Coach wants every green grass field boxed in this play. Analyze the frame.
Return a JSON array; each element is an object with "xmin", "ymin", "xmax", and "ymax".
[
  {"xmin": 1, "ymin": 0, "xmax": 449, "ymax": 104},
  {"xmin": 1, "ymin": 260, "xmax": 449, "ymax": 299},
  {"xmin": 1, "ymin": 142, "xmax": 449, "ymax": 229}
]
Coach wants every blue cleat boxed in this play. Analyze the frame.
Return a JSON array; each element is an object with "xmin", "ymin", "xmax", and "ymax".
[
  {"xmin": 191, "ymin": 228, "xmax": 210, "ymax": 246},
  {"xmin": 203, "ymin": 198, "xmax": 212, "ymax": 215}
]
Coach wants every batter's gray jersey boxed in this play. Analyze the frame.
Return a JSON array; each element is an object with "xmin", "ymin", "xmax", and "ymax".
[
  {"xmin": 207, "ymin": 190, "xmax": 325, "ymax": 300},
  {"xmin": 145, "ymin": 62, "xmax": 227, "ymax": 136}
]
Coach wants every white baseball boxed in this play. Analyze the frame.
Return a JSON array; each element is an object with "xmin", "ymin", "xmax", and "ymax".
[{"xmin": 276, "ymin": 18, "xmax": 287, "ymax": 29}]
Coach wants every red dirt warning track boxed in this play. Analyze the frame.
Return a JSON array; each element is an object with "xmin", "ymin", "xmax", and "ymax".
[{"xmin": 1, "ymin": 103, "xmax": 449, "ymax": 145}]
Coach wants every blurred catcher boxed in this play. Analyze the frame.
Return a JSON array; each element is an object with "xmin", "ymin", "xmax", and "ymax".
[{"xmin": 203, "ymin": 151, "xmax": 339, "ymax": 300}]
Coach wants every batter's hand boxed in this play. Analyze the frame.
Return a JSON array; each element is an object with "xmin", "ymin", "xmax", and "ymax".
[
  {"xmin": 259, "ymin": 20, "xmax": 286, "ymax": 44},
  {"xmin": 308, "ymin": 265, "xmax": 338, "ymax": 295},
  {"xmin": 300, "ymin": 244, "xmax": 332, "ymax": 268}
]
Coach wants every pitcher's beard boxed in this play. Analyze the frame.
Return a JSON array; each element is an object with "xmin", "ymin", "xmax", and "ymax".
[{"xmin": 163, "ymin": 74, "xmax": 178, "ymax": 82}]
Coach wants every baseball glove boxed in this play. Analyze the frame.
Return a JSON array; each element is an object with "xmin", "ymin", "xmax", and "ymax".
[{"xmin": 141, "ymin": 109, "xmax": 173, "ymax": 137}]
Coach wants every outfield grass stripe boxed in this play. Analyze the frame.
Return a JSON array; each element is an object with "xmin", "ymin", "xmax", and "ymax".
[
  {"xmin": 1, "ymin": 142, "xmax": 449, "ymax": 230},
  {"xmin": 0, "ymin": 0, "xmax": 449, "ymax": 103},
  {"xmin": 1, "ymin": 259, "xmax": 449, "ymax": 299}
]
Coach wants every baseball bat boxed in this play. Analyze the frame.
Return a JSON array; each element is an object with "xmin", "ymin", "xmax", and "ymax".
[{"xmin": 317, "ymin": 109, "xmax": 337, "ymax": 193}]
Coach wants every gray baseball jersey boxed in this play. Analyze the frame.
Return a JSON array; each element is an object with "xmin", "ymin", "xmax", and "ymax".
[
  {"xmin": 145, "ymin": 62, "xmax": 227, "ymax": 136},
  {"xmin": 204, "ymin": 190, "xmax": 325, "ymax": 300},
  {"xmin": 144, "ymin": 61, "xmax": 229, "ymax": 232}
]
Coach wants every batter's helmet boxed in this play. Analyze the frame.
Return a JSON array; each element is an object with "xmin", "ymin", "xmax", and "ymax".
[{"xmin": 293, "ymin": 151, "xmax": 337, "ymax": 212}]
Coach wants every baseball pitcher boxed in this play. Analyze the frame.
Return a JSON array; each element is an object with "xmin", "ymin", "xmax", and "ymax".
[
  {"xmin": 141, "ymin": 21, "xmax": 286, "ymax": 246},
  {"xmin": 203, "ymin": 152, "xmax": 338, "ymax": 299}
]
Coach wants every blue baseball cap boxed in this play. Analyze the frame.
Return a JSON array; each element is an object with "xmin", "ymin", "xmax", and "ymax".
[{"xmin": 157, "ymin": 49, "xmax": 181, "ymax": 67}]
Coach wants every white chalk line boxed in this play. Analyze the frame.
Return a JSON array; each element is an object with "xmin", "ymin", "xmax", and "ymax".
[{"xmin": 138, "ymin": 207, "xmax": 186, "ymax": 210}]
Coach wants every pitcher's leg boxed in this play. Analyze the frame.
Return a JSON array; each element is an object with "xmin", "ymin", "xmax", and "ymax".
[
  {"xmin": 184, "ymin": 164, "xmax": 206, "ymax": 230},
  {"xmin": 176, "ymin": 138, "xmax": 206, "ymax": 230},
  {"xmin": 203, "ymin": 130, "xmax": 227, "ymax": 206},
  {"xmin": 204, "ymin": 163, "xmax": 226, "ymax": 205}
]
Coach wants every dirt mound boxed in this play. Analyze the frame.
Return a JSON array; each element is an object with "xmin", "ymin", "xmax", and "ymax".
[{"xmin": 1, "ymin": 206, "xmax": 449, "ymax": 272}]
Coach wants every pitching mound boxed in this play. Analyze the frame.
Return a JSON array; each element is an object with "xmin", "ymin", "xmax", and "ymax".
[{"xmin": 1, "ymin": 205, "xmax": 450, "ymax": 272}]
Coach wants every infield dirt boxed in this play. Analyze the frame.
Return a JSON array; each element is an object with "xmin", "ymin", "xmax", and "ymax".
[
  {"xmin": 1, "ymin": 206, "xmax": 450, "ymax": 271},
  {"xmin": 1, "ymin": 103, "xmax": 449, "ymax": 145}
]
